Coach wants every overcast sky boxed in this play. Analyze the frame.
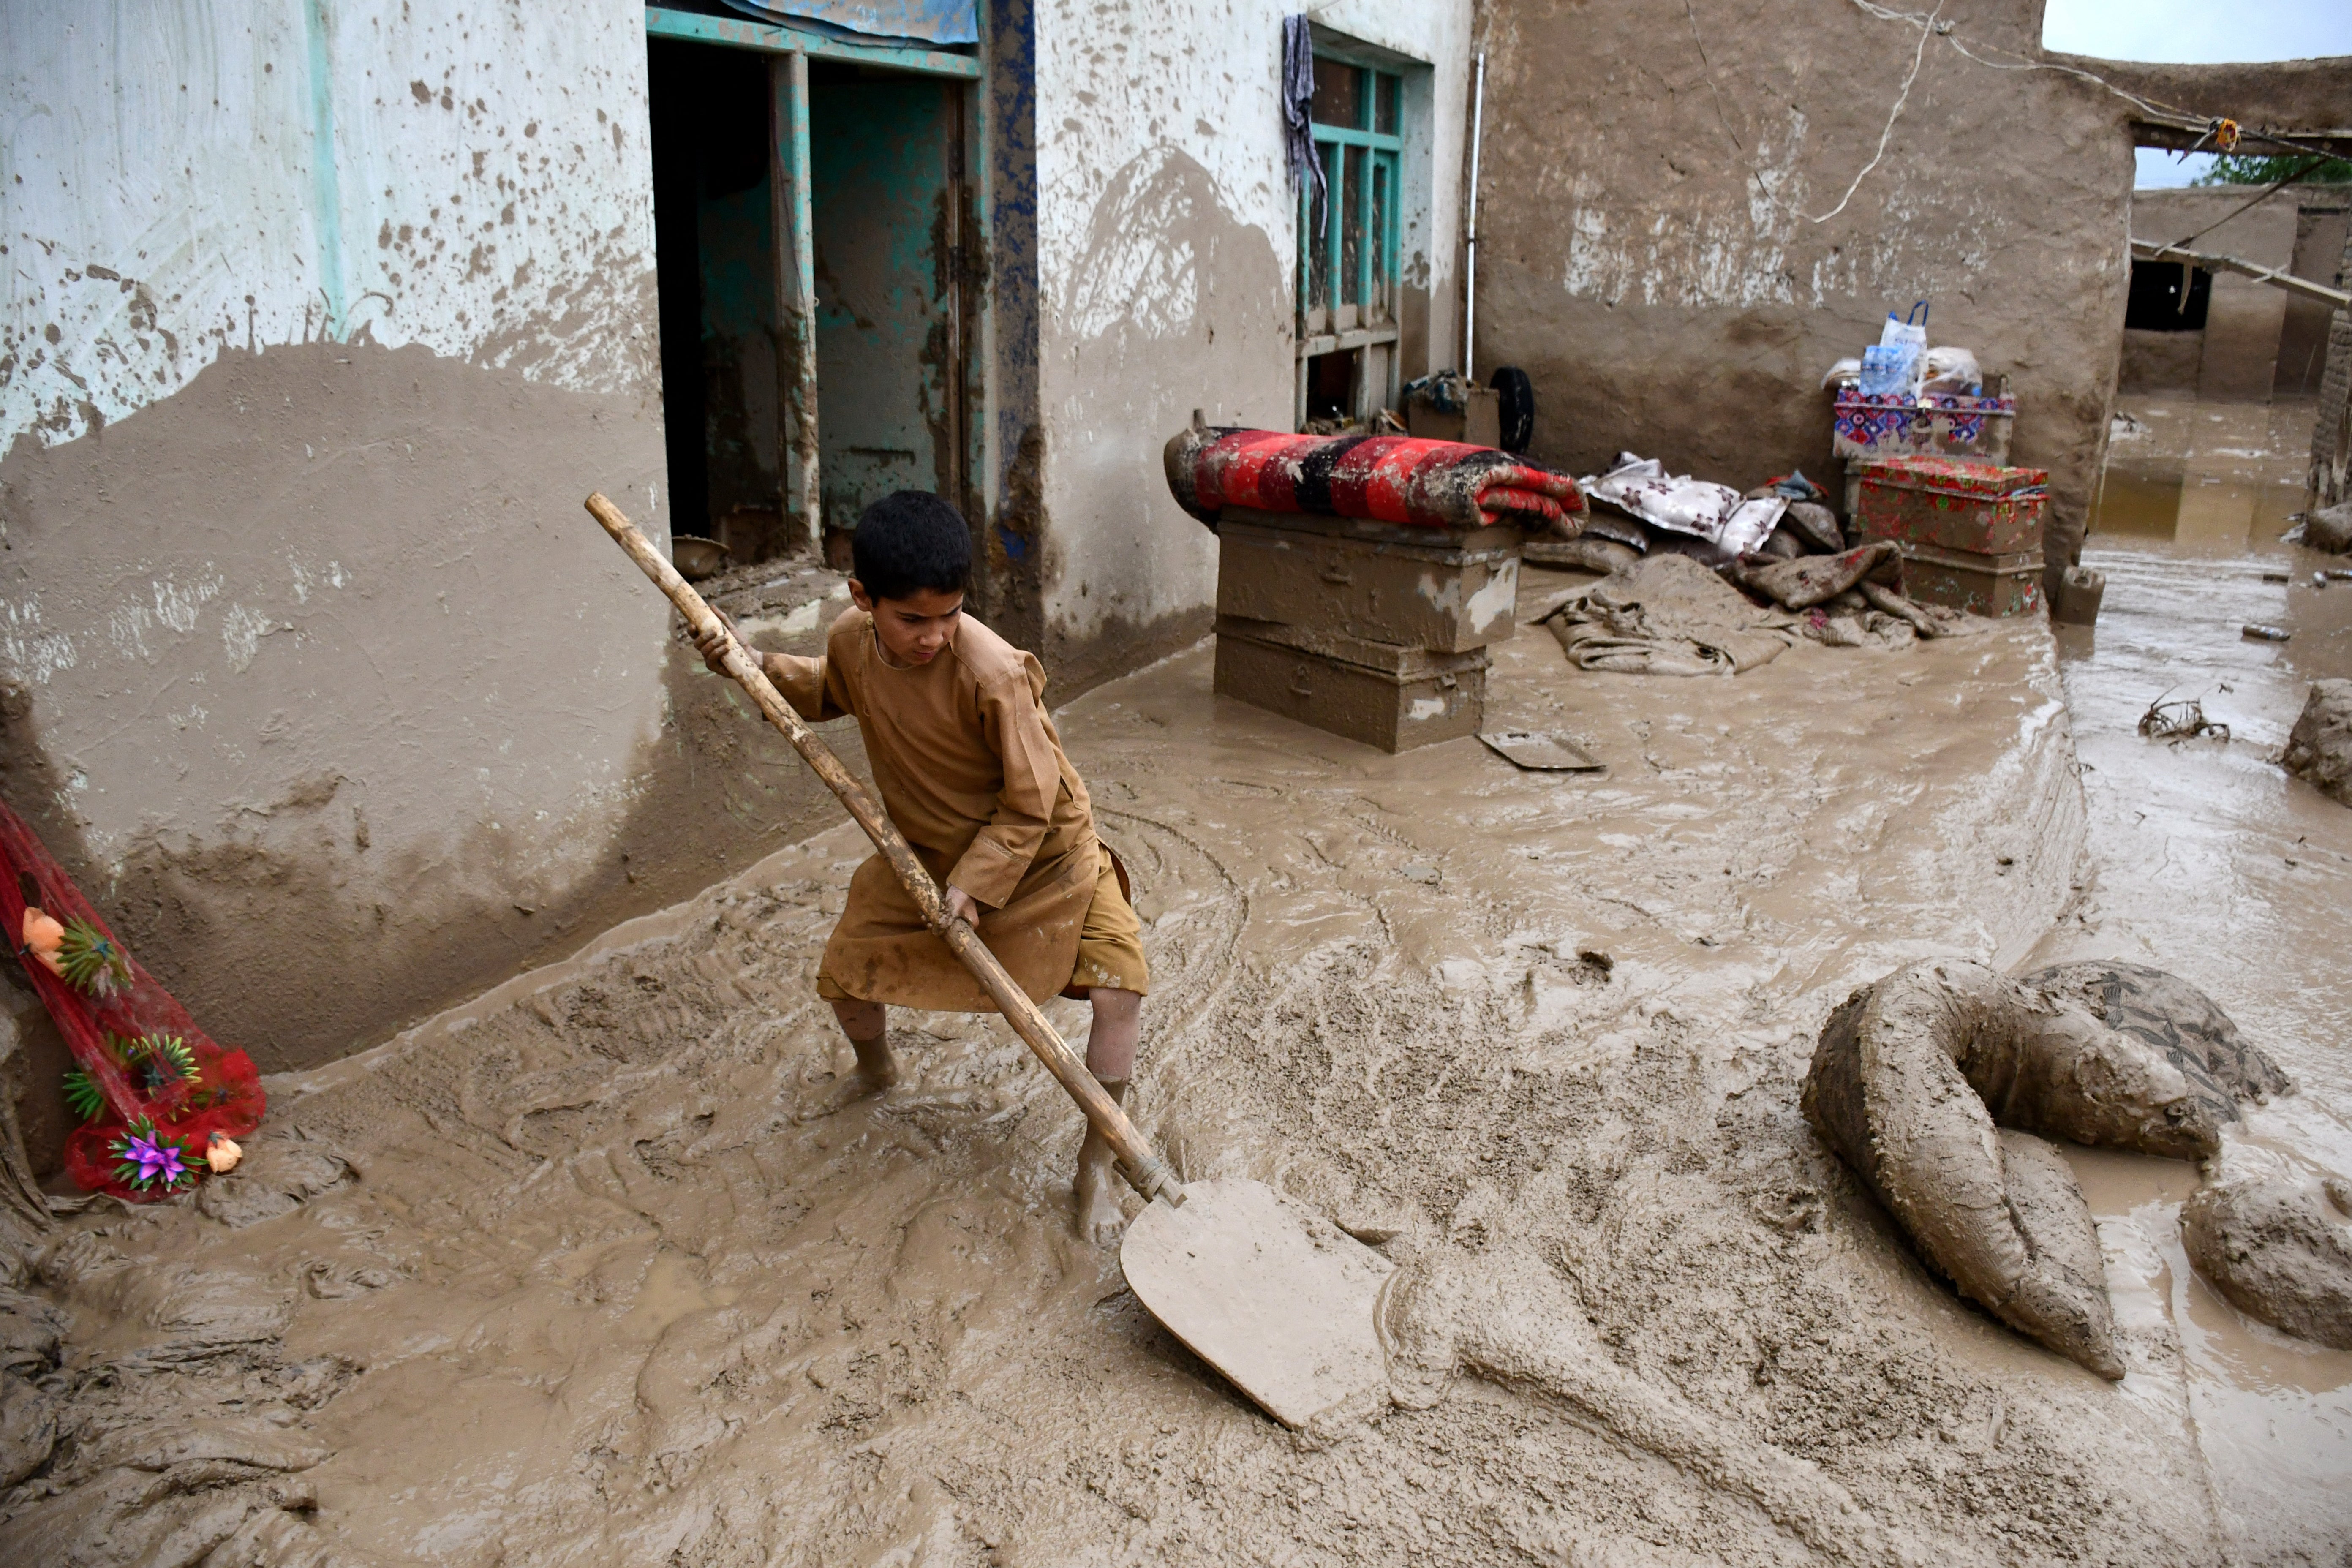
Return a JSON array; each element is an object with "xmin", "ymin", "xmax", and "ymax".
[
  {"xmin": 2042, "ymin": 0, "xmax": 2352, "ymax": 64},
  {"xmin": 2042, "ymin": 0, "xmax": 2349, "ymax": 188}
]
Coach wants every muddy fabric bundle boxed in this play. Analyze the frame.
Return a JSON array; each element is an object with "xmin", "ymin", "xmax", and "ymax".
[
  {"xmin": 1164, "ymin": 427, "xmax": 1586, "ymax": 531},
  {"xmin": 1803, "ymin": 959, "xmax": 2289, "ymax": 1378},
  {"xmin": 0, "ymin": 800, "xmax": 264, "ymax": 1200},
  {"xmin": 1540, "ymin": 553, "xmax": 1799, "ymax": 676}
]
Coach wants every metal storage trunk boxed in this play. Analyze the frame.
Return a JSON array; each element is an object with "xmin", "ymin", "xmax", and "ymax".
[
  {"xmin": 1832, "ymin": 387, "xmax": 2016, "ymax": 466},
  {"xmin": 1853, "ymin": 457, "xmax": 2048, "ymax": 555},
  {"xmin": 1213, "ymin": 619, "xmax": 1487, "ymax": 753},
  {"xmin": 1214, "ymin": 508, "xmax": 1521, "ymax": 654},
  {"xmin": 1897, "ymin": 542, "xmax": 2046, "ymax": 618}
]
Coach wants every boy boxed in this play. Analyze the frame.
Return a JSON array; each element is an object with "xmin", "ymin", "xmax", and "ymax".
[{"xmin": 693, "ymin": 490, "xmax": 1150, "ymax": 1245}]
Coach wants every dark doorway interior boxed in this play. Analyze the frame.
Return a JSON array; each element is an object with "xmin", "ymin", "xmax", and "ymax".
[
  {"xmin": 646, "ymin": 41, "xmax": 972, "ymax": 572},
  {"xmin": 2123, "ymin": 258, "xmax": 2213, "ymax": 332},
  {"xmin": 648, "ymin": 39, "xmax": 781, "ymax": 557}
]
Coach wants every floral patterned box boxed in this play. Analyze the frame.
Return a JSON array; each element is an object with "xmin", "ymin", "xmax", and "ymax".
[
  {"xmin": 1852, "ymin": 456, "xmax": 2049, "ymax": 556},
  {"xmin": 1832, "ymin": 388, "xmax": 2017, "ymax": 465}
]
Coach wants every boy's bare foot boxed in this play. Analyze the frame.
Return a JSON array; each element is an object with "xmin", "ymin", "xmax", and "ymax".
[
  {"xmin": 1073, "ymin": 1078, "xmax": 1129, "ymax": 1246},
  {"xmin": 800, "ymin": 1032, "xmax": 902, "ymax": 1119}
]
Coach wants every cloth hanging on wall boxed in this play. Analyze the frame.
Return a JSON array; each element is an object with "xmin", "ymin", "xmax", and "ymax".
[
  {"xmin": 718, "ymin": 0, "xmax": 977, "ymax": 46},
  {"xmin": 1282, "ymin": 16, "xmax": 1327, "ymax": 236}
]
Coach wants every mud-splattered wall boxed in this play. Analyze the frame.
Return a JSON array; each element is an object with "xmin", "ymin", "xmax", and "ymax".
[
  {"xmin": 1474, "ymin": 0, "xmax": 2351, "ymax": 566},
  {"xmin": 0, "ymin": 1, "xmax": 857, "ymax": 1080},
  {"xmin": 1028, "ymin": 0, "xmax": 1472, "ymax": 691}
]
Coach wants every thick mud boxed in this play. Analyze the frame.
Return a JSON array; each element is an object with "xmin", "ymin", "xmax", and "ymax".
[{"xmin": 4, "ymin": 554, "xmax": 2344, "ymax": 1564}]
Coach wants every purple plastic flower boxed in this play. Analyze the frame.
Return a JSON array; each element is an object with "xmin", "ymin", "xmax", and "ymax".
[{"xmin": 109, "ymin": 1116, "xmax": 195, "ymax": 1190}]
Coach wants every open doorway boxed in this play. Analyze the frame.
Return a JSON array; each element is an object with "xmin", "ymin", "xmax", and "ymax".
[{"xmin": 645, "ymin": 37, "xmax": 972, "ymax": 572}]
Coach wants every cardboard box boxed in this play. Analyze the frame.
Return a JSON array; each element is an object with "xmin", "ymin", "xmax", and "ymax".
[
  {"xmin": 1405, "ymin": 387, "xmax": 1501, "ymax": 448},
  {"xmin": 1215, "ymin": 512, "xmax": 1521, "ymax": 654},
  {"xmin": 1897, "ymin": 542, "xmax": 2046, "ymax": 618},
  {"xmin": 1214, "ymin": 623, "xmax": 1487, "ymax": 752},
  {"xmin": 1853, "ymin": 457, "xmax": 2048, "ymax": 555}
]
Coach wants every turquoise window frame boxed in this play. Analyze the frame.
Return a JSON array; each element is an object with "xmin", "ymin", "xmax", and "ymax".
[{"xmin": 1299, "ymin": 57, "xmax": 1403, "ymax": 340}]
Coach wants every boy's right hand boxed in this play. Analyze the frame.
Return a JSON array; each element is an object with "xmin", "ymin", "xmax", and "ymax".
[{"xmin": 691, "ymin": 610, "xmax": 745, "ymax": 676}]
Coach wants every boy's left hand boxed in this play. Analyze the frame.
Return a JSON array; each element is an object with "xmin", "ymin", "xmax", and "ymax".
[{"xmin": 944, "ymin": 886, "xmax": 981, "ymax": 926}]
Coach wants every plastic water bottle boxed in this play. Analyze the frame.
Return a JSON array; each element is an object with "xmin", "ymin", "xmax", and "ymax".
[{"xmin": 1859, "ymin": 343, "xmax": 1917, "ymax": 397}]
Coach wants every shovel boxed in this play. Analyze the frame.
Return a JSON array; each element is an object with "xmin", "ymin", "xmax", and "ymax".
[{"xmin": 587, "ymin": 493, "xmax": 1397, "ymax": 1429}]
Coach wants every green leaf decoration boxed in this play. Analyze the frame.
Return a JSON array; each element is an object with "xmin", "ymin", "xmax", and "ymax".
[
  {"xmin": 62, "ymin": 1068, "xmax": 107, "ymax": 1123},
  {"xmin": 148, "ymin": 1034, "xmax": 198, "ymax": 1085},
  {"xmin": 106, "ymin": 1032, "xmax": 199, "ymax": 1095},
  {"xmin": 56, "ymin": 919, "xmax": 131, "ymax": 999}
]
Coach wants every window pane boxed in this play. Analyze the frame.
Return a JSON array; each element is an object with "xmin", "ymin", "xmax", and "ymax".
[
  {"xmin": 1311, "ymin": 62, "xmax": 1361, "ymax": 129},
  {"xmin": 1376, "ymin": 73, "xmax": 1399, "ymax": 135},
  {"xmin": 1368, "ymin": 155, "xmax": 1391, "ymax": 320},
  {"xmin": 1340, "ymin": 145, "xmax": 1366, "ymax": 307}
]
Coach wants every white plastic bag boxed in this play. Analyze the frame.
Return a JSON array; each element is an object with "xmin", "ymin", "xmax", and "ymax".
[
  {"xmin": 1921, "ymin": 346, "xmax": 1981, "ymax": 394},
  {"xmin": 1880, "ymin": 300, "xmax": 1928, "ymax": 354}
]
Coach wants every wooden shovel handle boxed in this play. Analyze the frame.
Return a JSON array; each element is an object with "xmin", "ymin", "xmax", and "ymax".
[{"xmin": 585, "ymin": 493, "xmax": 1184, "ymax": 1207}]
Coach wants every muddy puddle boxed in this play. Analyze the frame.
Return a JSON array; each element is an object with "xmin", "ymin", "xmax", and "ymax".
[
  {"xmin": 5, "ymin": 525, "xmax": 2349, "ymax": 1563},
  {"xmin": 2033, "ymin": 392, "xmax": 2352, "ymax": 1562}
]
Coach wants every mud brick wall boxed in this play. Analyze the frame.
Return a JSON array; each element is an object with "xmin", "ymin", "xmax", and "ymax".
[{"xmin": 1470, "ymin": 0, "xmax": 2352, "ymax": 536}]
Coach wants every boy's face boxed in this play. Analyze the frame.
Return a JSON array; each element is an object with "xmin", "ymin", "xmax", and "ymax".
[{"xmin": 849, "ymin": 582, "xmax": 964, "ymax": 666}]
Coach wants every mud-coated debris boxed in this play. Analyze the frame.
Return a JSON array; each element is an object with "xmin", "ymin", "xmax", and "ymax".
[
  {"xmin": 2300, "ymin": 499, "xmax": 2352, "ymax": 553},
  {"xmin": 195, "ymin": 1136, "xmax": 357, "ymax": 1229},
  {"xmin": 0, "ymin": 1284, "xmax": 66, "ymax": 1375},
  {"xmin": 0, "ymin": 1465, "xmax": 323, "ymax": 1568},
  {"xmin": 2241, "ymin": 623, "xmax": 2291, "ymax": 642},
  {"xmin": 1802, "ymin": 958, "xmax": 2238, "ymax": 1377},
  {"xmin": 2137, "ymin": 694, "xmax": 2230, "ymax": 743},
  {"xmin": 0, "ymin": 1367, "xmax": 58, "ymax": 1489},
  {"xmin": 2181, "ymin": 1175, "xmax": 2352, "ymax": 1349},
  {"xmin": 2280, "ymin": 679, "xmax": 2352, "ymax": 806},
  {"xmin": 1380, "ymin": 1252, "xmax": 1934, "ymax": 1568},
  {"xmin": 2021, "ymin": 959, "xmax": 2289, "ymax": 1117}
]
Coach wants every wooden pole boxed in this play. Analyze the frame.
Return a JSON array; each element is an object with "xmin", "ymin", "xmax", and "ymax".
[
  {"xmin": 772, "ymin": 50, "xmax": 822, "ymax": 553},
  {"xmin": 584, "ymin": 492, "xmax": 1184, "ymax": 1207}
]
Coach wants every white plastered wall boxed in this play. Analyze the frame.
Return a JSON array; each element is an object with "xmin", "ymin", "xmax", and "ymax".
[
  {"xmin": 1029, "ymin": 0, "xmax": 1472, "ymax": 671},
  {"xmin": 0, "ymin": 0, "xmax": 681, "ymax": 1059}
]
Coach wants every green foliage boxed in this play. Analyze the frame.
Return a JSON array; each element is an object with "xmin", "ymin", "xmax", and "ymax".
[
  {"xmin": 62, "ymin": 1068, "xmax": 107, "ymax": 1123},
  {"xmin": 2197, "ymin": 153, "xmax": 2352, "ymax": 186},
  {"xmin": 108, "ymin": 1031, "xmax": 200, "ymax": 1095},
  {"xmin": 54, "ymin": 919, "xmax": 131, "ymax": 999}
]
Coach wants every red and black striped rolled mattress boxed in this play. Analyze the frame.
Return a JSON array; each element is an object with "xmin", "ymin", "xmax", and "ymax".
[{"xmin": 1164, "ymin": 427, "xmax": 1585, "ymax": 532}]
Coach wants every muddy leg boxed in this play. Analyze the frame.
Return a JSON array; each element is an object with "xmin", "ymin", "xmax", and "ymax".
[
  {"xmin": 1074, "ymin": 987, "xmax": 1140, "ymax": 1246},
  {"xmin": 801, "ymin": 996, "xmax": 901, "ymax": 1117}
]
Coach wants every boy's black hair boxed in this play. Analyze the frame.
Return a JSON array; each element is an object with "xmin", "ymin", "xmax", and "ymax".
[{"xmin": 851, "ymin": 491, "xmax": 972, "ymax": 602}]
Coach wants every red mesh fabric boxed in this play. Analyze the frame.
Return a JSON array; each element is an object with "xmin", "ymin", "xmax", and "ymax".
[{"xmin": 1, "ymin": 798, "xmax": 265, "ymax": 1201}]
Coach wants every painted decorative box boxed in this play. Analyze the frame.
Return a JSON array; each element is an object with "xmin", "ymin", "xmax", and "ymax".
[
  {"xmin": 1832, "ymin": 387, "xmax": 2017, "ymax": 466},
  {"xmin": 1853, "ymin": 457, "xmax": 2048, "ymax": 555},
  {"xmin": 1854, "ymin": 457, "xmax": 2049, "ymax": 618}
]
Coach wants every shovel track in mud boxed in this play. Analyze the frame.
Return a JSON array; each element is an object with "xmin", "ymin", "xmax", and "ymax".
[{"xmin": 5, "ymin": 683, "xmax": 2231, "ymax": 1567}]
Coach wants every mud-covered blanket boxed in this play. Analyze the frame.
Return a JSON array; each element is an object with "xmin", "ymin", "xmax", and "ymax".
[
  {"xmin": 1541, "ymin": 553, "xmax": 1800, "ymax": 676},
  {"xmin": 1164, "ymin": 427, "xmax": 1585, "ymax": 531}
]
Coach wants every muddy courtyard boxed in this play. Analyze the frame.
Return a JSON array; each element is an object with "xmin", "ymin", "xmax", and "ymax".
[{"xmin": 4, "ymin": 545, "xmax": 2349, "ymax": 1567}]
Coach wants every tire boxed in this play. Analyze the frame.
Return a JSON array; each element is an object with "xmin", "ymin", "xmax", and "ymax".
[{"xmin": 1490, "ymin": 365, "xmax": 1535, "ymax": 454}]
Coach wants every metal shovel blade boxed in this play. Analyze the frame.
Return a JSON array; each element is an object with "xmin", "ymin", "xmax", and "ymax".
[{"xmin": 1120, "ymin": 1178, "xmax": 1394, "ymax": 1429}]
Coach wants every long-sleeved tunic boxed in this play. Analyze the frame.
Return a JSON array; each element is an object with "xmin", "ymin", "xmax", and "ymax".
[{"xmin": 768, "ymin": 607, "xmax": 1107, "ymax": 1010}]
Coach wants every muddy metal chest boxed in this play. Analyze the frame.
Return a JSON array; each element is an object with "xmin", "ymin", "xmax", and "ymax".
[
  {"xmin": 1210, "ymin": 506, "xmax": 1521, "ymax": 752},
  {"xmin": 1853, "ymin": 457, "xmax": 2047, "ymax": 617},
  {"xmin": 1214, "ymin": 618, "xmax": 1487, "ymax": 752},
  {"xmin": 1214, "ymin": 510, "xmax": 1521, "ymax": 654}
]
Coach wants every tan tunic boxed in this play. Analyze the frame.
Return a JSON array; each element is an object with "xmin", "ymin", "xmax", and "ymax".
[{"xmin": 768, "ymin": 608, "xmax": 1107, "ymax": 1011}]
